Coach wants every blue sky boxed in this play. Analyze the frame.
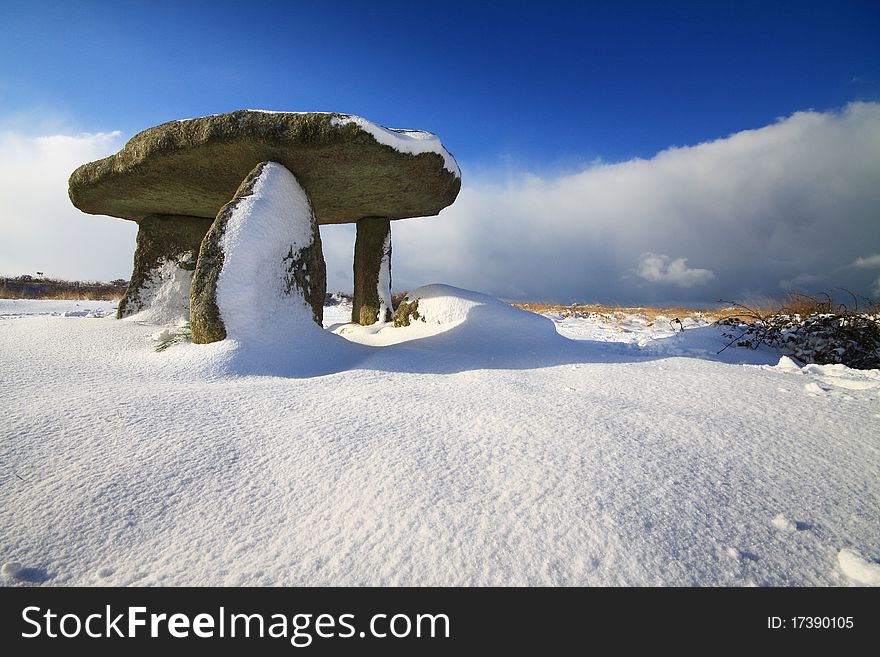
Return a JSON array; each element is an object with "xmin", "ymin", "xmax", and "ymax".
[
  {"xmin": 4, "ymin": 0, "xmax": 878, "ymax": 165},
  {"xmin": 1, "ymin": 1, "xmax": 879, "ymax": 303}
]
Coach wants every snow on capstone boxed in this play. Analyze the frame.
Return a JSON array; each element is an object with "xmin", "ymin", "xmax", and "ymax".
[
  {"xmin": 122, "ymin": 254, "xmax": 194, "ymax": 326},
  {"xmin": 204, "ymin": 109, "xmax": 462, "ymax": 178},
  {"xmin": 330, "ymin": 115, "xmax": 460, "ymax": 177},
  {"xmin": 837, "ymin": 549, "xmax": 880, "ymax": 586}
]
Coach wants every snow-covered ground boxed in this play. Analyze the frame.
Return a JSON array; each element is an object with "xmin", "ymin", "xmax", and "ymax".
[
  {"xmin": 0, "ymin": 298, "xmax": 116, "ymax": 318},
  {"xmin": 1, "ymin": 288, "xmax": 878, "ymax": 586}
]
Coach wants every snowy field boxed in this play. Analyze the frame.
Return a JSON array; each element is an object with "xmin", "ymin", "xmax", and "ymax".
[{"xmin": 1, "ymin": 289, "xmax": 879, "ymax": 587}]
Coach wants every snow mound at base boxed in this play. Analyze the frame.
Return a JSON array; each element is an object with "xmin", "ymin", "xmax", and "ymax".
[
  {"xmin": 332, "ymin": 284, "xmax": 565, "ymax": 348},
  {"xmin": 402, "ymin": 284, "xmax": 558, "ymax": 333},
  {"xmin": 837, "ymin": 549, "xmax": 880, "ymax": 586},
  {"xmin": 158, "ymin": 284, "xmax": 831, "ymax": 378},
  {"xmin": 370, "ymin": 284, "xmax": 588, "ymax": 372},
  {"xmin": 173, "ymin": 284, "xmax": 582, "ymax": 377},
  {"xmin": 123, "ymin": 256, "xmax": 193, "ymax": 326}
]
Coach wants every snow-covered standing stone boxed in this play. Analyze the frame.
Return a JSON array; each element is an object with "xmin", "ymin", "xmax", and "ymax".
[{"xmin": 190, "ymin": 162, "xmax": 326, "ymax": 344}]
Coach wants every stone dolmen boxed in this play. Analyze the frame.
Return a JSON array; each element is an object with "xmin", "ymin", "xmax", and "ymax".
[{"xmin": 68, "ymin": 110, "xmax": 460, "ymax": 342}]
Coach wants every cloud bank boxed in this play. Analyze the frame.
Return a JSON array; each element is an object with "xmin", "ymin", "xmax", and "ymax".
[
  {"xmin": 2, "ymin": 103, "xmax": 879, "ymax": 306},
  {"xmin": 0, "ymin": 130, "xmax": 133, "ymax": 280},
  {"xmin": 384, "ymin": 102, "xmax": 880, "ymax": 304},
  {"xmin": 850, "ymin": 253, "xmax": 880, "ymax": 295}
]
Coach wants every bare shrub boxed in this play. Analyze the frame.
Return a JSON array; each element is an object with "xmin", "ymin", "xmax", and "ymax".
[
  {"xmin": 717, "ymin": 291, "xmax": 880, "ymax": 369},
  {"xmin": 391, "ymin": 291, "xmax": 409, "ymax": 311}
]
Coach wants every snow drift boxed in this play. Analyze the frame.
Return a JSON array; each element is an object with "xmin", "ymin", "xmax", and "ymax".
[{"xmin": 1, "ymin": 292, "xmax": 878, "ymax": 587}]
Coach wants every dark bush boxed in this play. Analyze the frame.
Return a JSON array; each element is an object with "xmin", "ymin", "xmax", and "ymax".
[{"xmin": 717, "ymin": 292, "xmax": 880, "ymax": 369}]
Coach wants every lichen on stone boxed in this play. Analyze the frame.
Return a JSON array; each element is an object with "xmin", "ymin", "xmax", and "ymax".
[
  {"xmin": 393, "ymin": 298, "xmax": 425, "ymax": 327},
  {"xmin": 282, "ymin": 232, "xmax": 327, "ymax": 326},
  {"xmin": 190, "ymin": 164, "xmax": 264, "ymax": 344},
  {"xmin": 189, "ymin": 220, "xmax": 228, "ymax": 344},
  {"xmin": 352, "ymin": 217, "xmax": 392, "ymax": 325}
]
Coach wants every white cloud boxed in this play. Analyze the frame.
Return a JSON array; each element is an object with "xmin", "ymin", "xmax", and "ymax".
[
  {"xmin": 389, "ymin": 102, "xmax": 880, "ymax": 303},
  {"xmin": 636, "ymin": 253, "xmax": 714, "ymax": 287},
  {"xmin": 851, "ymin": 253, "xmax": 880, "ymax": 268},
  {"xmin": 0, "ymin": 130, "xmax": 134, "ymax": 280}
]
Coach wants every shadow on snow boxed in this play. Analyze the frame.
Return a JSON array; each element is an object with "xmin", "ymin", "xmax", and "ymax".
[{"xmin": 186, "ymin": 288, "xmax": 779, "ymax": 379}]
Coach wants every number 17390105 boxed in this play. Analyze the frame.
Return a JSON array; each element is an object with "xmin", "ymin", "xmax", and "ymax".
[{"xmin": 768, "ymin": 616, "xmax": 854, "ymax": 630}]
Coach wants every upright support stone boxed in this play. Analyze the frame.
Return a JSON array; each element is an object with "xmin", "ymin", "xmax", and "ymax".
[
  {"xmin": 190, "ymin": 161, "xmax": 326, "ymax": 344},
  {"xmin": 352, "ymin": 217, "xmax": 393, "ymax": 325},
  {"xmin": 117, "ymin": 214, "xmax": 213, "ymax": 320}
]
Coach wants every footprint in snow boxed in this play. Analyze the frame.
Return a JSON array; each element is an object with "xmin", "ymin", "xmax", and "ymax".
[
  {"xmin": 2, "ymin": 561, "xmax": 50, "ymax": 583},
  {"xmin": 1, "ymin": 561, "xmax": 22, "ymax": 578},
  {"xmin": 726, "ymin": 547, "xmax": 759, "ymax": 561},
  {"xmin": 771, "ymin": 513, "xmax": 809, "ymax": 532},
  {"xmin": 95, "ymin": 567, "xmax": 114, "ymax": 579},
  {"xmin": 803, "ymin": 382, "xmax": 831, "ymax": 395},
  {"xmin": 837, "ymin": 549, "xmax": 880, "ymax": 586}
]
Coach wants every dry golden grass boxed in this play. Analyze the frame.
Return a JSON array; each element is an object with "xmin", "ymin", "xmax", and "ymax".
[
  {"xmin": 513, "ymin": 291, "xmax": 879, "ymax": 323},
  {"xmin": 0, "ymin": 278, "xmax": 126, "ymax": 301},
  {"xmin": 715, "ymin": 291, "xmax": 879, "ymax": 322},
  {"xmin": 511, "ymin": 302, "xmax": 729, "ymax": 322}
]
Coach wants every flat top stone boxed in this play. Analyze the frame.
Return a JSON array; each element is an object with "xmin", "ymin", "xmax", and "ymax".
[{"xmin": 68, "ymin": 110, "xmax": 461, "ymax": 225}]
